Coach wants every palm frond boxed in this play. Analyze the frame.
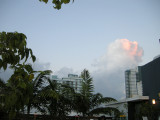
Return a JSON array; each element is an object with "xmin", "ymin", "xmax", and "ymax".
[
  {"xmin": 89, "ymin": 107, "xmax": 120, "ymax": 116},
  {"xmin": 33, "ymin": 70, "xmax": 52, "ymax": 89},
  {"xmin": 99, "ymin": 97, "xmax": 117, "ymax": 103}
]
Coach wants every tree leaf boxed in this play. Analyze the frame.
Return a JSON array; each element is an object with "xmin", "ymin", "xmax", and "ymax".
[
  {"xmin": 18, "ymin": 82, "xmax": 26, "ymax": 89},
  {"xmin": 63, "ymin": 0, "xmax": 70, "ymax": 4},
  {"xmin": 31, "ymin": 55, "xmax": 36, "ymax": 62},
  {"xmin": 42, "ymin": 0, "xmax": 48, "ymax": 3},
  {"xmin": 29, "ymin": 74, "xmax": 34, "ymax": 81}
]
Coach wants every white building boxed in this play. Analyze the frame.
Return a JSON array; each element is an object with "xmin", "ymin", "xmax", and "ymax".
[
  {"xmin": 125, "ymin": 67, "xmax": 143, "ymax": 98},
  {"xmin": 51, "ymin": 74, "xmax": 83, "ymax": 93}
]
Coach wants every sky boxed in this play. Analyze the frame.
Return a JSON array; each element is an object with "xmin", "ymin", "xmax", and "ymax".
[{"xmin": 0, "ymin": 0, "xmax": 160, "ymax": 100}]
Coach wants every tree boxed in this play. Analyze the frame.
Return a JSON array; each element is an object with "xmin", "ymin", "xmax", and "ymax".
[
  {"xmin": 0, "ymin": 31, "xmax": 38, "ymax": 119},
  {"xmin": 0, "ymin": 63, "xmax": 53, "ymax": 119},
  {"xmin": 0, "ymin": 64, "xmax": 35, "ymax": 119},
  {"xmin": 26, "ymin": 70, "xmax": 52, "ymax": 114},
  {"xmin": 74, "ymin": 69, "xmax": 118, "ymax": 117},
  {"xmin": 0, "ymin": 31, "xmax": 36, "ymax": 70},
  {"xmin": 38, "ymin": 78, "xmax": 74, "ymax": 120},
  {"xmin": 0, "ymin": 78, "xmax": 9, "ymax": 119},
  {"xmin": 74, "ymin": 69, "xmax": 94, "ymax": 116},
  {"xmin": 39, "ymin": 0, "xmax": 74, "ymax": 10},
  {"xmin": 136, "ymin": 102, "xmax": 157, "ymax": 120}
]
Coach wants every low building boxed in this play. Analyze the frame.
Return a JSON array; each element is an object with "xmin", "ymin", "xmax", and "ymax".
[{"xmin": 105, "ymin": 96, "xmax": 149, "ymax": 119}]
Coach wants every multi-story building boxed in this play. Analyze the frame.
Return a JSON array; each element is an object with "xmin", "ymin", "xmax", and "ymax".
[
  {"xmin": 51, "ymin": 74, "xmax": 83, "ymax": 93},
  {"xmin": 125, "ymin": 67, "xmax": 143, "ymax": 98}
]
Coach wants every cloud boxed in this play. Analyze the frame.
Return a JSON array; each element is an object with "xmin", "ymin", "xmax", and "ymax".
[
  {"xmin": 0, "ymin": 59, "xmax": 51, "ymax": 82},
  {"xmin": 31, "ymin": 59, "xmax": 51, "ymax": 71},
  {"xmin": 92, "ymin": 39, "xmax": 144, "ymax": 100},
  {"xmin": 54, "ymin": 67, "xmax": 78, "ymax": 78}
]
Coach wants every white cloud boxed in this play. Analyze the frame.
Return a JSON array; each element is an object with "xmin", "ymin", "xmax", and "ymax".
[
  {"xmin": 92, "ymin": 39, "xmax": 144, "ymax": 100},
  {"xmin": 54, "ymin": 67, "xmax": 79, "ymax": 78},
  {"xmin": 32, "ymin": 59, "xmax": 51, "ymax": 71}
]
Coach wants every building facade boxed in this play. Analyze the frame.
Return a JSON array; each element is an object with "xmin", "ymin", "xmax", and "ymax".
[
  {"xmin": 125, "ymin": 67, "xmax": 143, "ymax": 98},
  {"xmin": 51, "ymin": 74, "xmax": 83, "ymax": 93},
  {"xmin": 140, "ymin": 56, "xmax": 160, "ymax": 108}
]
